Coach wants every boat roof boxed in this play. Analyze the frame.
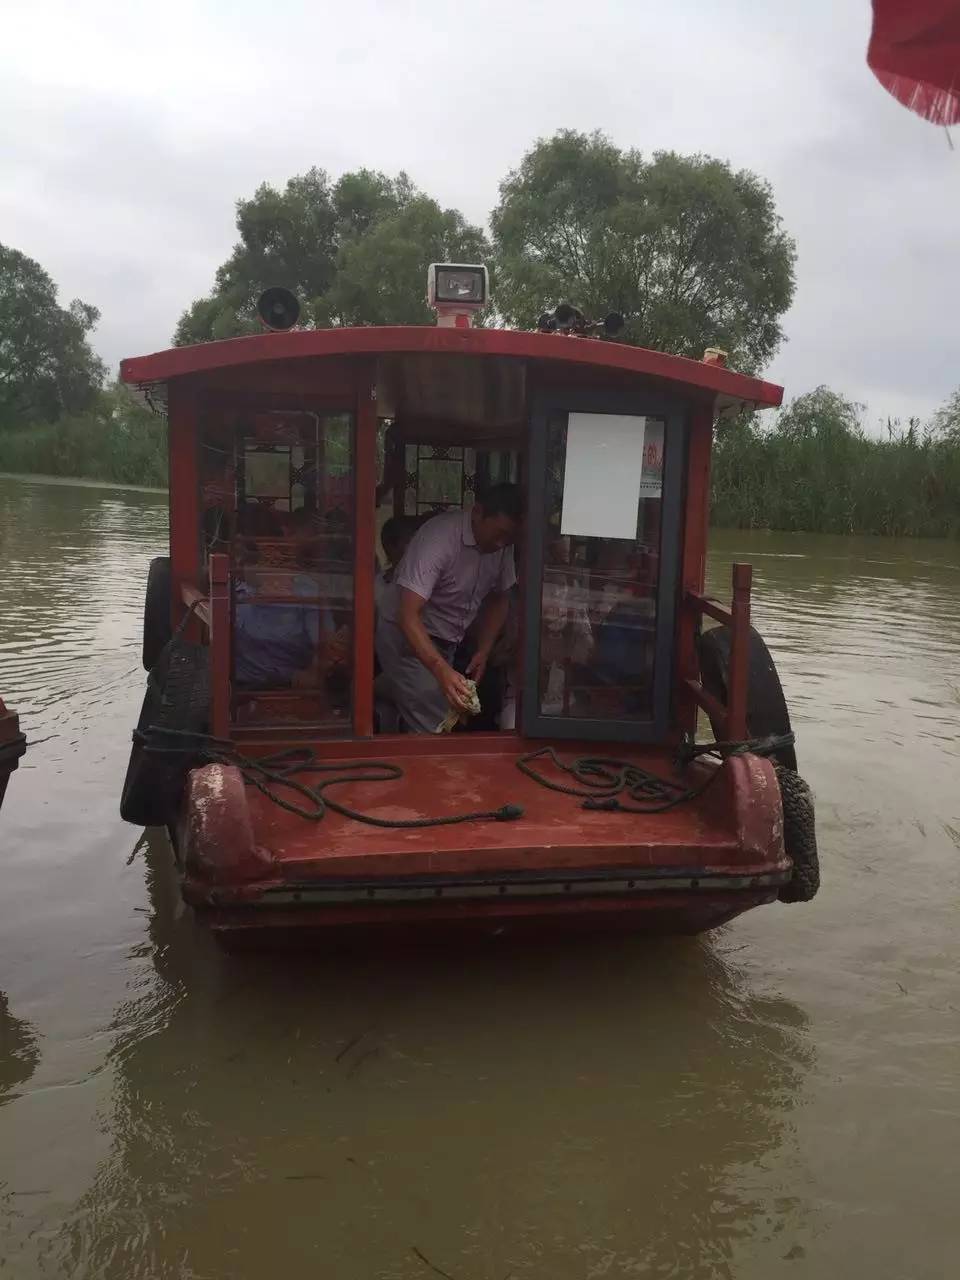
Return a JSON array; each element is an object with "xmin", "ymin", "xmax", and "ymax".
[{"xmin": 120, "ymin": 325, "xmax": 783, "ymax": 413}]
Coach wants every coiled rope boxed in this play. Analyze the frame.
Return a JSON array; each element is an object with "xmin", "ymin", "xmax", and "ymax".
[
  {"xmin": 136, "ymin": 721, "xmax": 794, "ymax": 827},
  {"xmin": 134, "ymin": 725, "xmax": 524, "ymax": 827},
  {"xmin": 516, "ymin": 734, "xmax": 795, "ymax": 815}
]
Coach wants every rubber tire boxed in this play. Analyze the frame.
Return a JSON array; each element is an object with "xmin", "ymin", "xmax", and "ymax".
[
  {"xmin": 698, "ymin": 624, "xmax": 819, "ymax": 901},
  {"xmin": 142, "ymin": 556, "xmax": 172, "ymax": 672},
  {"xmin": 697, "ymin": 624, "xmax": 798, "ymax": 771},
  {"xmin": 121, "ymin": 646, "xmax": 209, "ymax": 827},
  {"xmin": 775, "ymin": 765, "xmax": 820, "ymax": 902}
]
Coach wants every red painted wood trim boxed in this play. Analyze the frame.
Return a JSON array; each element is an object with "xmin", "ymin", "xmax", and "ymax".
[
  {"xmin": 675, "ymin": 405, "xmax": 714, "ymax": 734},
  {"xmin": 121, "ymin": 327, "xmax": 783, "ymax": 409},
  {"xmin": 683, "ymin": 679, "xmax": 729, "ymax": 739},
  {"xmin": 352, "ymin": 373, "xmax": 376, "ymax": 738},
  {"xmin": 685, "ymin": 592, "xmax": 733, "ymax": 627},
  {"xmin": 167, "ymin": 383, "xmax": 201, "ymax": 630},
  {"xmin": 209, "ymin": 553, "xmax": 231, "ymax": 738},
  {"xmin": 725, "ymin": 563, "xmax": 753, "ymax": 740},
  {"xmin": 226, "ymin": 731, "xmax": 702, "ymax": 763}
]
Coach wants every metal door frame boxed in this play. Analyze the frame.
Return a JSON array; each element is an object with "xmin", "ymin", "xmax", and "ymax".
[{"xmin": 521, "ymin": 388, "xmax": 687, "ymax": 743}]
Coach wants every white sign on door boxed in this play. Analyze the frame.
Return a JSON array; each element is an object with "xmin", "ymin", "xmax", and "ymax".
[{"xmin": 560, "ymin": 413, "xmax": 661, "ymax": 541}]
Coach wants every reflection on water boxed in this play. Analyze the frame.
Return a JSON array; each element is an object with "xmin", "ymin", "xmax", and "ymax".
[
  {"xmin": 44, "ymin": 833, "xmax": 813, "ymax": 1280},
  {"xmin": 1, "ymin": 480, "xmax": 959, "ymax": 1279},
  {"xmin": 0, "ymin": 993, "xmax": 39, "ymax": 1102}
]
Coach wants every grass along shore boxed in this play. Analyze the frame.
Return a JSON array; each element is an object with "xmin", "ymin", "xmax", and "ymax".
[{"xmin": 0, "ymin": 390, "xmax": 167, "ymax": 490}]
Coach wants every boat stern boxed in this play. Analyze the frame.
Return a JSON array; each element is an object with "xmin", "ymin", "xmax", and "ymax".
[{"xmin": 174, "ymin": 747, "xmax": 792, "ymax": 941}]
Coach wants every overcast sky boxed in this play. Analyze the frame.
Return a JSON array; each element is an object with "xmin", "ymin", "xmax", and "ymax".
[{"xmin": 3, "ymin": 0, "xmax": 957, "ymax": 428}]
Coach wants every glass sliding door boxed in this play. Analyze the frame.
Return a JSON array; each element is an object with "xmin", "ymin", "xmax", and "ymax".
[{"xmin": 522, "ymin": 391, "xmax": 685, "ymax": 741}]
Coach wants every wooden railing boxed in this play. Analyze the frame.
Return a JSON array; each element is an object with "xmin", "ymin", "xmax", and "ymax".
[{"xmin": 682, "ymin": 562, "xmax": 752, "ymax": 741}]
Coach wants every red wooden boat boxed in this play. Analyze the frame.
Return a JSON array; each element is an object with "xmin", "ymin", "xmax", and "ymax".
[
  {"xmin": 0, "ymin": 698, "xmax": 26, "ymax": 812},
  {"xmin": 118, "ymin": 268, "xmax": 818, "ymax": 943}
]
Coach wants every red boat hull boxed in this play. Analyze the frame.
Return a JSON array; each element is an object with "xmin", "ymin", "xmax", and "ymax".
[
  {"xmin": 175, "ymin": 744, "xmax": 790, "ymax": 942},
  {"xmin": 192, "ymin": 887, "xmax": 780, "ymax": 945}
]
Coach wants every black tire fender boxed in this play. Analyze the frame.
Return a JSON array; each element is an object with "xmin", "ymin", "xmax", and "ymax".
[
  {"xmin": 142, "ymin": 556, "xmax": 172, "ymax": 672},
  {"xmin": 121, "ymin": 646, "xmax": 209, "ymax": 827},
  {"xmin": 775, "ymin": 765, "xmax": 820, "ymax": 902},
  {"xmin": 697, "ymin": 624, "xmax": 798, "ymax": 771},
  {"xmin": 697, "ymin": 624, "xmax": 819, "ymax": 902}
]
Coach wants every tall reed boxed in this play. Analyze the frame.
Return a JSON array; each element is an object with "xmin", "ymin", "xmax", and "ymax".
[{"xmin": 711, "ymin": 387, "xmax": 960, "ymax": 538}]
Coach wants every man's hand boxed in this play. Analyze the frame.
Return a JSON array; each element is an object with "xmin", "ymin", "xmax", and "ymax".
[
  {"xmin": 434, "ymin": 662, "xmax": 475, "ymax": 711},
  {"xmin": 465, "ymin": 647, "xmax": 491, "ymax": 683}
]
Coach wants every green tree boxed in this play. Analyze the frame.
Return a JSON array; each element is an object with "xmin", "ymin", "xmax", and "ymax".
[
  {"xmin": 774, "ymin": 385, "xmax": 864, "ymax": 443},
  {"xmin": 174, "ymin": 168, "xmax": 488, "ymax": 343},
  {"xmin": 932, "ymin": 386, "xmax": 960, "ymax": 445},
  {"xmin": 318, "ymin": 197, "xmax": 488, "ymax": 327},
  {"xmin": 0, "ymin": 243, "xmax": 106, "ymax": 427},
  {"xmin": 490, "ymin": 130, "xmax": 796, "ymax": 372}
]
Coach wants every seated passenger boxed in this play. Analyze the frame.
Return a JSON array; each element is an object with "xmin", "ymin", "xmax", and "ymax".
[
  {"xmin": 375, "ymin": 516, "xmax": 418, "ymax": 615},
  {"xmin": 233, "ymin": 538, "xmax": 348, "ymax": 691},
  {"xmin": 590, "ymin": 593, "xmax": 656, "ymax": 709},
  {"xmin": 239, "ymin": 501, "xmax": 284, "ymax": 537}
]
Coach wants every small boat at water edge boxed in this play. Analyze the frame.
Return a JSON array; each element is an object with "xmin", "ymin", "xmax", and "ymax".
[{"xmin": 0, "ymin": 698, "xmax": 26, "ymax": 812}]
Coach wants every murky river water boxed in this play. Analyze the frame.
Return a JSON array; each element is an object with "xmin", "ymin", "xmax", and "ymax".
[{"xmin": 1, "ymin": 474, "xmax": 958, "ymax": 1279}]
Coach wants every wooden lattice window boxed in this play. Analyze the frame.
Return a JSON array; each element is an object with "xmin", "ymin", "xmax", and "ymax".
[{"xmin": 404, "ymin": 444, "xmax": 477, "ymax": 516}]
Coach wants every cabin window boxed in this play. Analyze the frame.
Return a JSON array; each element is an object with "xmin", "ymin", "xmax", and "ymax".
[
  {"xmin": 523, "ymin": 393, "xmax": 684, "ymax": 742},
  {"xmin": 201, "ymin": 405, "xmax": 355, "ymax": 734},
  {"xmin": 242, "ymin": 447, "xmax": 293, "ymax": 504},
  {"xmin": 404, "ymin": 444, "xmax": 477, "ymax": 515}
]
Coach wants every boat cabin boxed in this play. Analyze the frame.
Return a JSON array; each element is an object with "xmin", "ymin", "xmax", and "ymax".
[{"xmin": 119, "ymin": 267, "xmax": 818, "ymax": 940}]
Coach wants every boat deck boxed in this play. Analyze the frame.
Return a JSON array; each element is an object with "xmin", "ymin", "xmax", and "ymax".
[{"xmin": 243, "ymin": 746, "xmax": 750, "ymax": 881}]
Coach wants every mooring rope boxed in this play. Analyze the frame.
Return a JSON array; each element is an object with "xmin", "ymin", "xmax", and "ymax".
[
  {"xmin": 516, "ymin": 734, "xmax": 794, "ymax": 815},
  {"xmin": 137, "ymin": 723, "xmax": 792, "ymax": 826},
  {"xmin": 134, "ymin": 725, "xmax": 524, "ymax": 828}
]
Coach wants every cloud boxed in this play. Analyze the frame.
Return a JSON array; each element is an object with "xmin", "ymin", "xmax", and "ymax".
[{"xmin": 2, "ymin": 0, "xmax": 957, "ymax": 425}]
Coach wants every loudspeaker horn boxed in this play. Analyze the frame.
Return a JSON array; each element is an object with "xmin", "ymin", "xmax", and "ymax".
[{"xmin": 256, "ymin": 287, "xmax": 301, "ymax": 332}]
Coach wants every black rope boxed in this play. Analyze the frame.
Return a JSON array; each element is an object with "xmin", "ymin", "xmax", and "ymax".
[
  {"xmin": 134, "ymin": 725, "xmax": 523, "ymax": 828},
  {"xmin": 140, "ymin": 592, "xmax": 524, "ymax": 828},
  {"xmin": 516, "ymin": 733, "xmax": 794, "ymax": 816},
  {"xmin": 675, "ymin": 732, "xmax": 795, "ymax": 767}
]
